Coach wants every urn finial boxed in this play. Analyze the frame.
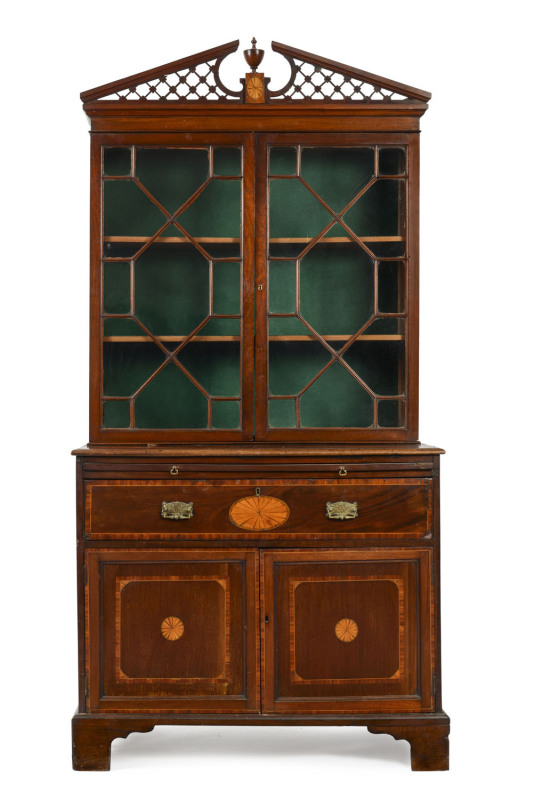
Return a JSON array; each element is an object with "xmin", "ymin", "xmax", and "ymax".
[{"xmin": 244, "ymin": 37, "xmax": 264, "ymax": 72}]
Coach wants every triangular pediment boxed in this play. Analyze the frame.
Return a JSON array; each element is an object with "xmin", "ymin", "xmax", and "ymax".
[{"xmin": 81, "ymin": 40, "xmax": 430, "ymax": 104}]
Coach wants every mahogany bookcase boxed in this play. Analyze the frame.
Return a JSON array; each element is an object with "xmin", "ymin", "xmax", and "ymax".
[{"xmin": 72, "ymin": 39, "xmax": 449, "ymax": 771}]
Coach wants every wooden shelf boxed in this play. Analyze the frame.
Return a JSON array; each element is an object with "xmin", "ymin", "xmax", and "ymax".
[
  {"xmin": 103, "ymin": 236, "xmax": 403, "ymax": 245},
  {"xmin": 103, "ymin": 334, "xmax": 403, "ymax": 343}
]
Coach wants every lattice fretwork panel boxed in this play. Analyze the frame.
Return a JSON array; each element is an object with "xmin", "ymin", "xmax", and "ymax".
[
  {"xmin": 101, "ymin": 59, "xmax": 235, "ymax": 101},
  {"xmin": 271, "ymin": 59, "xmax": 410, "ymax": 102}
]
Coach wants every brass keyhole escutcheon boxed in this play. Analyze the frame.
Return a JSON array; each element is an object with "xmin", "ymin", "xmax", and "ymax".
[
  {"xmin": 338, "ymin": 466, "xmax": 347, "ymax": 477},
  {"xmin": 335, "ymin": 618, "xmax": 358, "ymax": 643},
  {"xmin": 170, "ymin": 465, "xmax": 179, "ymax": 475},
  {"xmin": 161, "ymin": 616, "xmax": 184, "ymax": 641}
]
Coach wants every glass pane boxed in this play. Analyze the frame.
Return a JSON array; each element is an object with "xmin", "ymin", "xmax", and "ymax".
[
  {"xmin": 135, "ymin": 363, "xmax": 208, "ymax": 429},
  {"xmin": 378, "ymin": 399, "xmax": 405, "ymax": 428},
  {"xmin": 136, "ymin": 148, "xmax": 208, "ymax": 212},
  {"xmin": 213, "ymin": 263, "xmax": 241, "ymax": 315},
  {"xmin": 301, "ymin": 148, "xmax": 374, "ymax": 212},
  {"xmin": 212, "ymin": 400, "xmax": 240, "ymax": 428},
  {"xmin": 269, "ymin": 179, "xmax": 332, "ymax": 240},
  {"xmin": 269, "ymin": 316, "xmax": 314, "ymax": 337},
  {"xmin": 344, "ymin": 341, "xmax": 404, "ymax": 396},
  {"xmin": 178, "ymin": 341, "xmax": 240, "ymax": 396},
  {"xmin": 300, "ymin": 362, "xmax": 373, "ymax": 427},
  {"xmin": 368, "ymin": 240, "xmax": 405, "ymax": 258},
  {"xmin": 269, "ymin": 398, "xmax": 296, "ymax": 428},
  {"xmin": 103, "ymin": 341, "xmax": 166, "ymax": 397},
  {"xmin": 269, "ymin": 147, "xmax": 297, "ymax": 175},
  {"xmin": 104, "ymin": 180, "xmax": 167, "ymax": 238},
  {"xmin": 343, "ymin": 179, "xmax": 403, "ymax": 237},
  {"xmin": 178, "ymin": 180, "xmax": 241, "ymax": 239},
  {"xmin": 199, "ymin": 318, "xmax": 240, "ymax": 337},
  {"xmin": 300, "ymin": 243, "xmax": 373, "ymax": 337},
  {"xmin": 103, "ymin": 241, "xmax": 142, "ymax": 259},
  {"xmin": 135, "ymin": 244, "xmax": 209, "ymax": 337},
  {"xmin": 103, "ymin": 400, "xmax": 130, "ymax": 428},
  {"xmin": 213, "ymin": 148, "xmax": 241, "ymax": 176},
  {"xmin": 104, "ymin": 148, "xmax": 131, "ymax": 176},
  {"xmin": 269, "ymin": 338, "xmax": 331, "ymax": 397},
  {"xmin": 269, "ymin": 262, "xmax": 296, "ymax": 314},
  {"xmin": 379, "ymin": 148, "xmax": 406, "ymax": 176},
  {"xmin": 378, "ymin": 262, "xmax": 404, "ymax": 314},
  {"xmin": 103, "ymin": 318, "xmax": 146, "ymax": 337},
  {"xmin": 103, "ymin": 263, "xmax": 130, "ymax": 315}
]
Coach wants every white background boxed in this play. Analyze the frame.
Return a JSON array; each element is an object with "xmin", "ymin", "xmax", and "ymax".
[{"xmin": 2, "ymin": 0, "xmax": 533, "ymax": 796}]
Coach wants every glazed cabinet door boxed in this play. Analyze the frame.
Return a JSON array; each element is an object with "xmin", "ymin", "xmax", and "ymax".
[
  {"xmin": 85, "ymin": 549, "xmax": 259, "ymax": 712},
  {"xmin": 93, "ymin": 134, "xmax": 255, "ymax": 444},
  {"xmin": 255, "ymin": 133, "xmax": 417, "ymax": 442},
  {"xmin": 262, "ymin": 548, "xmax": 434, "ymax": 713}
]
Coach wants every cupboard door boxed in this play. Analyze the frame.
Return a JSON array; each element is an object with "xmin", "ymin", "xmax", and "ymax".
[
  {"xmin": 85, "ymin": 549, "xmax": 259, "ymax": 712},
  {"xmin": 262, "ymin": 548, "xmax": 433, "ymax": 713},
  {"xmin": 94, "ymin": 135, "xmax": 255, "ymax": 444},
  {"xmin": 256, "ymin": 135, "xmax": 416, "ymax": 443}
]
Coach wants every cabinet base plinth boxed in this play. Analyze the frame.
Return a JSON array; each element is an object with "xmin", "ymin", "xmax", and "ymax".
[
  {"xmin": 72, "ymin": 712, "xmax": 449, "ymax": 771},
  {"xmin": 72, "ymin": 715, "xmax": 155, "ymax": 771},
  {"xmin": 368, "ymin": 717, "xmax": 450, "ymax": 771}
]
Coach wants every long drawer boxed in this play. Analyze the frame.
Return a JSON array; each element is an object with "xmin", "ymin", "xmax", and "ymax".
[{"xmin": 84, "ymin": 478, "xmax": 432, "ymax": 540}]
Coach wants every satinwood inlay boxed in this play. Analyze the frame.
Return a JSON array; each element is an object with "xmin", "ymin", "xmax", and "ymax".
[
  {"xmin": 335, "ymin": 618, "xmax": 359, "ymax": 642},
  {"xmin": 229, "ymin": 494, "xmax": 289, "ymax": 530},
  {"xmin": 161, "ymin": 616, "xmax": 184, "ymax": 641}
]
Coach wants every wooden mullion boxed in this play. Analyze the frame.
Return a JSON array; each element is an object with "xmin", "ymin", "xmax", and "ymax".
[
  {"xmin": 132, "ymin": 176, "xmax": 171, "ymax": 217},
  {"xmin": 170, "ymin": 357, "xmax": 211, "ymax": 400},
  {"xmin": 208, "ymin": 261, "xmax": 213, "ymax": 316},
  {"xmin": 166, "ymin": 316, "xmax": 211, "ymax": 359},
  {"xmin": 169, "ymin": 176, "xmax": 212, "ymax": 218},
  {"xmin": 241, "ymin": 134, "xmax": 255, "ymax": 440},
  {"xmin": 130, "ymin": 315, "xmax": 174, "ymax": 358},
  {"xmin": 170, "ymin": 218, "xmax": 213, "ymax": 262},
  {"xmin": 405, "ymin": 134, "xmax": 420, "ymax": 440},
  {"xmin": 296, "ymin": 355, "xmax": 336, "ymax": 398},
  {"xmin": 254, "ymin": 135, "xmax": 268, "ymax": 439},
  {"xmin": 127, "ymin": 219, "xmax": 177, "ymax": 262},
  {"xmin": 130, "ymin": 357, "xmax": 171, "ymax": 401},
  {"xmin": 129, "ymin": 260, "xmax": 134, "ymax": 316},
  {"xmin": 90, "ymin": 136, "xmax": 103, "ymax": 442}
]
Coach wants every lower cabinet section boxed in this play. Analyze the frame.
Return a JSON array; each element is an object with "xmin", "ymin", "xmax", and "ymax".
[
  {"xmin": 85, "ymin": 547, "xmax": 433, "ymax": 715},
  {"xmin": 85, "ymin": 549, "xmax": 259, "ymax": 712}
]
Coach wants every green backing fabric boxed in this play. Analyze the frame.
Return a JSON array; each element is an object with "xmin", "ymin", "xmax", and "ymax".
[{"xmin": 102, "ymin": 145, "xmax": 405, "ymax": 430}]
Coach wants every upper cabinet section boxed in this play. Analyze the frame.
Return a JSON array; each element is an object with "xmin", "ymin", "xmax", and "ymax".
[{"xmin": 83, "ymin": 40, "xmax": 430, "ymax": 444}]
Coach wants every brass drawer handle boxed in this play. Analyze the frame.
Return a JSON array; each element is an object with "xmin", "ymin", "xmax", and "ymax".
[
  {"xmin": 338, "ymin": 466, "xmax": 347, "ymax": 477},
  {"xmin": 326, "ymin": 501, "xmax": 358, "ymax": 520},
  {"xmin": 161, "ymin": 501, "xmax": 193, "ymax": 520},
  {"xmin": 169, "ymin": 465, "xmax": 179, "ymax": 475}
]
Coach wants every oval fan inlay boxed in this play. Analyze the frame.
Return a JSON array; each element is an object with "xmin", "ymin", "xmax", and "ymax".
[{"xmin": 229, "ymin": 495, "xmax": 290, "ymax": 531}]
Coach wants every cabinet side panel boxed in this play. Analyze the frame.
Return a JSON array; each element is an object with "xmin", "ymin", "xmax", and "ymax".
[
  {"xmin": 406, "ymin": 133, "xmax": 420, "ymax": 439},
  {"xmin": 89, "ymin": 136, "xmax": 103, "ymax": 443}
]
